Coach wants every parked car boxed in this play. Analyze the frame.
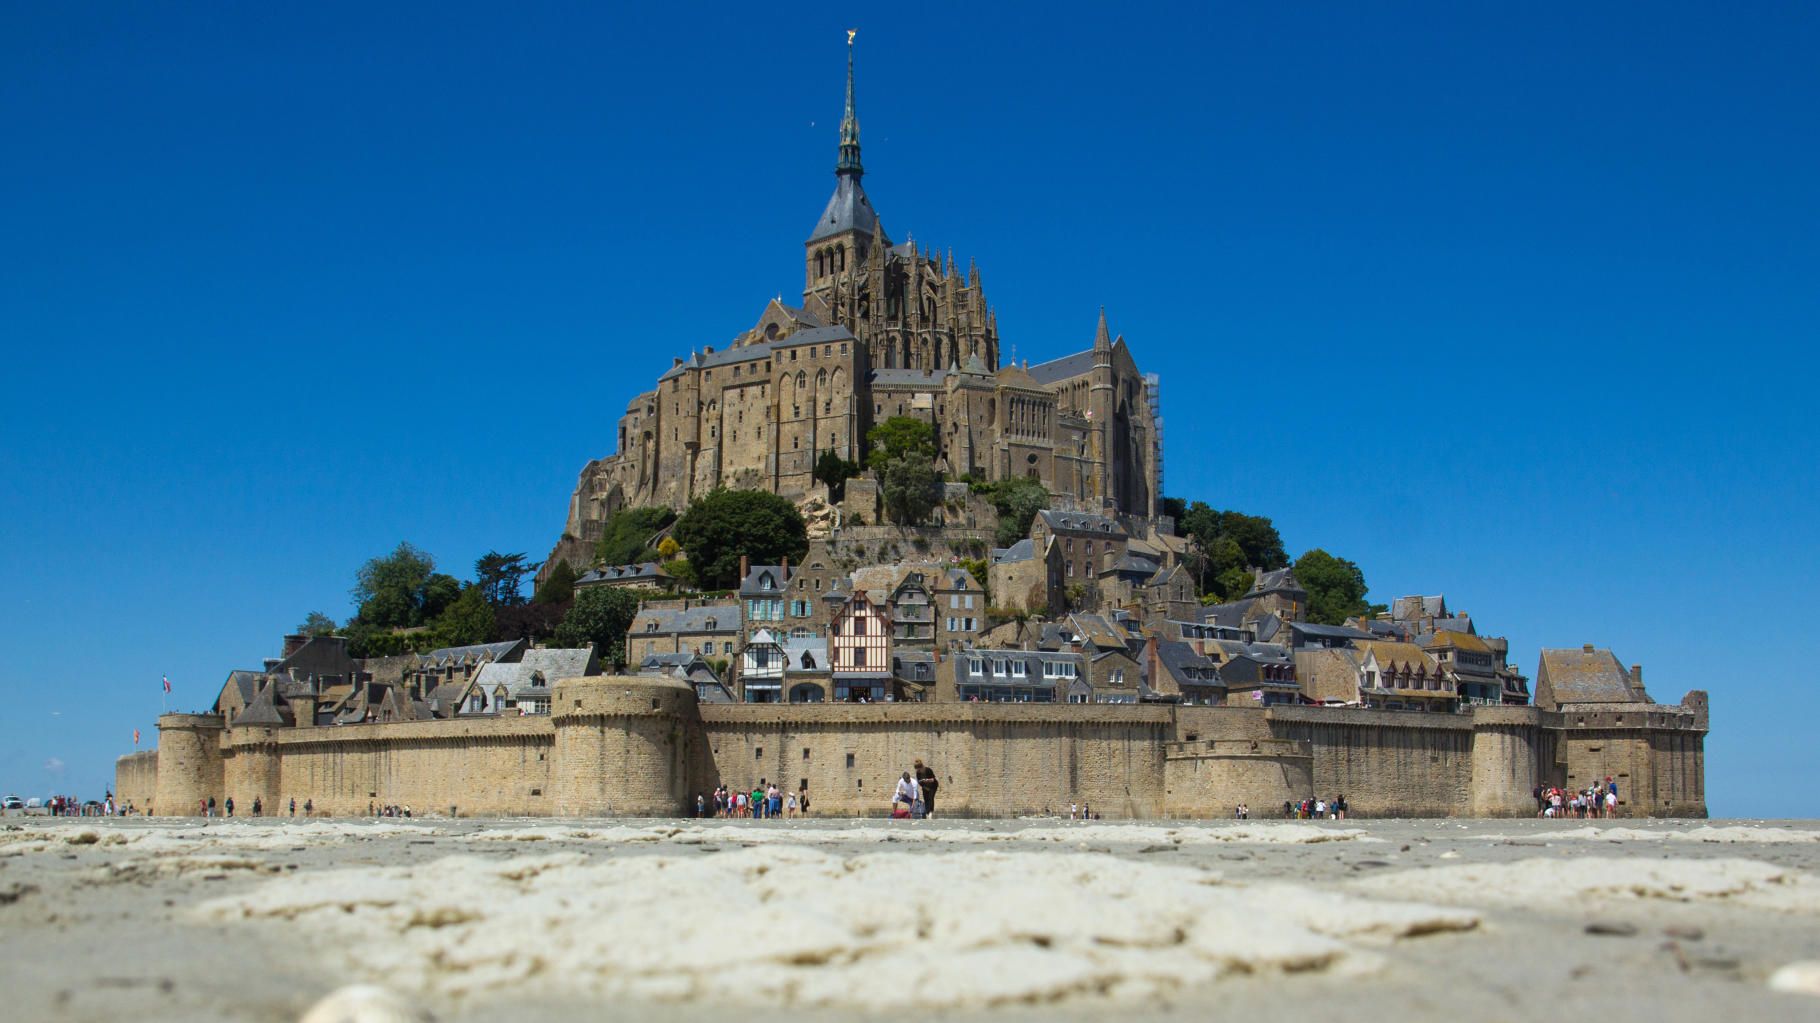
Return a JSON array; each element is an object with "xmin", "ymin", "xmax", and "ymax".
[
  {"xmin": 25, "ymin": 797, "xmax": 42, "ymax": 809},
  {"xmin": 1, "ymin": 795, "xmax": 23, "ymax": 811}
]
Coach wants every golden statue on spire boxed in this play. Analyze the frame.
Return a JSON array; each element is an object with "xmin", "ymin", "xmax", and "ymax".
[{"xmin": 847, "ymin": 28, "xmax": 857, "ymax": 45}]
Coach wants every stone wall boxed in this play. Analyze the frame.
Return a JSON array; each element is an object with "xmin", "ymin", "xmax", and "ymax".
[
  {"xmin": 122, "ymin": 686, "xmax": 1709, "ymax": 819},
  {"xmin": 113, "ymin": 751, "xmax": 157, "ymax": 813},
  {"xmin": 696, "ymin": 703, "xmax": 1173, "ymax": 818}
]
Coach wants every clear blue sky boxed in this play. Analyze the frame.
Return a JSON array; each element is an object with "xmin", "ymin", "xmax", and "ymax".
[{"xmin": 3, "ymin": 4, "xmax": 1815, "ymax": 817}]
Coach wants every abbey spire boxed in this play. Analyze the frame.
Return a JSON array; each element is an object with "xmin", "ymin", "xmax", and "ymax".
[{"xmin": 837, "ymin": 28, "xmax": 862, "ymax": 176}]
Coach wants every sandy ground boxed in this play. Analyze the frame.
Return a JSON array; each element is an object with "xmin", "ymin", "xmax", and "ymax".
[{"xmin": 3, "ymin": 816, "xmax": 1819, "ymax": 1021}]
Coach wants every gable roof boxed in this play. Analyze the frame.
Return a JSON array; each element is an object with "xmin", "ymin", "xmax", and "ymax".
[
  {"xmin": 738, "ymin": 565, "xmax": 791, "ymax": 597},
  {"xmin": 634, "ymin": 603, "xmax": 743, "ymax": 635},
  {"xmin": 1024, "ymin": 349, "xmax": 1095, "ymax": 385},
  {"xmin": 1036, "ymin": 509, "xmax": 1127, "ymax": 536}
]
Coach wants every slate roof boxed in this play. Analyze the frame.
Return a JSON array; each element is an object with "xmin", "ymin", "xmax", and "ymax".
[
  {"xmin": 1391, "ymin": 595, "xmax": 1447, "ymax": 621},
  {"xmin": 892, "ymin": 651, "xmax": 937, "ymax": 684},
  {"xmin": 1538, "ymin": 648, "xmax": 1647, "ymax": 705},
  {"xmin": 1024, "ymin": 349, "xmax": 1095, "ymax": 385},
  {"xmin": 234, "ymin": 681, "xmax": 289, "ymax": 726},
  {"xmin": 1423, "ymin": 630, "xmax": 1492, "ymax": 654},
  {"xmin": 1037, "ymin": 509, "xmax": 1126, "ymax": 536},
  {"xmin": 1206, "ymin": 639, "xmax": 1294, "ymax": 666},
  {"xmin": 738, "ymin": 565, "xmax": 791, "ymax": 597},
  {"xmin": 991, "ymin": 538, "xmax": 1035, "ymax": 563},
  {"xmin": 781, "ymin": 637, "xmax": 829, "ymax": 672},
  {"xmin": 633, "ymin": 603, "xmax": 743, "ymax": 635},
  {"xmin": 577, "ymin": 562, "xmax": 669, "ymax": 586},
  {"xmin": 808, "ymin": 174, "xmax": 880, "ymax": 242},
  {"xmin": 416, "ymin": 639, "xmax": 525, "ymax": 669},
  {"xmin": 775, "ymin": 304, "xmax": 826, "ymax": 328},
  {"xmin": 1152, "ymin": 640, "xmax": 1222, "ymax": 689},
  {"xmin": 1247, "ymin": 568, "xmax": 1305, "ymax": 597},
  {"xmin": 1290, "ymin": 621, "xmax": 1373, "ymax": 642},
  {"xmin": 471, "ymin": 648, "xmax": 599, "ymax": 704}
]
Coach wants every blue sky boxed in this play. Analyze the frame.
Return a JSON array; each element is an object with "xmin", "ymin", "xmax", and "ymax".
[{"xmin": 2, "ymin": 3, "xmax": 1815, "ymax": 816}]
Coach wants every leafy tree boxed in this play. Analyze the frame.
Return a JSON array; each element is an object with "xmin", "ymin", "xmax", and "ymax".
[
  {"xmin": 350, "ymin": 542, "xmax": 438, "ymax": 628},
  {"xmin": 656, "ymin": 535, "xmax": 681, "ymax": 559},
  {"xmin": 1177, "ymin": 503, "xmax": 1288, "ymax": 597},
  {"xmin": 880, "ymin": 453, "xmax": 941, "ymax": 525},
  {"xmin": 866, "ymin": 416, "xmax": 936, "ymax": 473},
  {"xmin": 492, "ymin": 600, "xmax": 569, "ymax": 644},
  {"xmin": 1215, "ymin": 565, "xmax": 1256, "ymax": 603},
  {"xmin": 433, "ymin": 583, "xmax": 496, "ymax": 647},
  {"xmin": 980, "ymin": 476, "xmax": 1049, "ymax": 547},
  {"xmin": 419, "ymin": 572, "xmax": 462, "ymax": 622},
  {"xmin": 660, "ymin": 557, "xmax": 694, "ymax": 588},
  {"xmin": 297, "ymin": 611, "xmax": 337, "ymax": 637},
  {"xmin": 594, "ymin": 507, "xmax": 676, "ymax": 566},
  {"xmin": 1294, "ymin": 548, "xmax": 1372, "ymax": 625},
  {"xmin": 957, "ymin": 556, "xmax": 992, "ymax": 606},
  {"xmin": 554, "ymin": 586, "xmax": 640, "ymax": 667},
  {"xmin": 534, "ymin": 559, "xmax": 577, "ymax": 605},
  {"xmin": 1160, "ymin": 496, "xmax": 1188, "ymax": 522},
  {"xmin": 474, "ymin": 551, "xmax": 534, "ymax": 608},
  {"xmin": 671, "ymin": 489, "xmax": 808, "ymax": 589},
  {"xmin": 814, "ymin": 448, "xmax": 862, "ymax": 502}
]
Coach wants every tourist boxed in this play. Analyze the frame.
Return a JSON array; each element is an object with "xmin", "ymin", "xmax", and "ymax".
[
  {"xmin": 785, "ymin": 791, "xmax": 798, "ymax": 818},
  {"xmin": 798, "ymin": 784, "xmax": 811, "ymax": 816},
  {"xmin": 1335, "ymin": 794, "xmax": 1348, "ymax": 819},
  {"xmin": 695, "ymin": 793, "xmax": 705, "ymax": 817},
  {"xmin": 893, "ymin": 771, "xmax": 918, "ymax": 817},
  {"xmin": 304, "ymin": 798, "xmax": 313, "ymax": 816},
  {"xmin": 207, "ymin": 796, "xmax": 216, "ymax": 818},
  {"xmin": 252, "ymin": 796, "xmax": 262, "ymax": 817},
  {"xmin": 914, "ymin": 759, "xmax": 938, "ymax": 820},
  {"xmin": 769, "ymin": 783, "xmax": 782, "ymax": 818},
  {"xmin": 1069, "ymin": 802, "xmax": 1078, "ymax": 821},
  {"xmin": 289, "ymin": 798, "xmax": 296, "ymax": 817},
  {"xmin": 751, "ymin": 783, "xmax": 764, "ymax": 819}
]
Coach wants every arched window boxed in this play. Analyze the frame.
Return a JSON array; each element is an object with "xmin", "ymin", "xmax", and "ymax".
[{"xmin": 796, "ymin": 371, "xmax": 806, "ymax": 389}]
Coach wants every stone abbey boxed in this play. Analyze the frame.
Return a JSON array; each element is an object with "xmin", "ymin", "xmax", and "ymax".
[{"xmin": 548, "ymin": 38, "xmax": 1161, "ymax": 572}]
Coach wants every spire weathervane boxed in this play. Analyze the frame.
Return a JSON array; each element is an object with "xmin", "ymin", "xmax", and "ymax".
[{"xmin": 838, "ymin": 29, "xmax": 862, "ymax": 177}]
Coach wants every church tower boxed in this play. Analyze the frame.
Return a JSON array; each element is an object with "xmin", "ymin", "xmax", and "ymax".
[{"xmin": 804, "ymin": 32, "xmax": 886, "ymax": 308}]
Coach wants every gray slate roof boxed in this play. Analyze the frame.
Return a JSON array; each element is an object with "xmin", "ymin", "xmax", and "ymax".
[
  {"xmin": 808, "ymin": 175, "xmax": 880, "ymax": 243},
  {"xmin": 1024, "ymin": 349, "xmax": 1095, "ymax": 385},
  {"xmin": 1037, "ymin": 509, "xmax": 1126, "ymax": 536},
  {"xmin": 1539, "ymin": 648, "xmax": 1647, "ymax": 705},
  {"xmin": 991, "ymin": 538, "xmax": 1035, "ymax": 564},
  {"xmin": 870, "ymin": 368, "xmax": 949, "ymax": 387},
  {"xmin": 577, "ymin": 562, "xmax": 669, "ymax": 586},
  {"xmin": 635, "ymin": 604, "xmax": 743, "ymax": 635},
  {"xmin": 1247, "ymin": 568, "xmax": 1305, "ymax": 597},
  {"xmin": 738, "ymin": 565, "xmax": 791, "ymax": 597},
  {"xmin": 1152, "ymin": 640, "xmax": 1222, "ymax": 689}
]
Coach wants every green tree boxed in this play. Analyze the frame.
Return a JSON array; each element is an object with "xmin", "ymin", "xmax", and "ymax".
[
  {"xmin": 534, "ymin": 559, "xmax": 578, "ymax": 605},
  {"xmin": 594, "ymin": 507, "xmax": 676, "ymax": 566},
  {"xmin": 350, "ymin": 542, "xmax": 438, "ymax": 628},
  {"xmin": 419, "ymin": 573, "xmax": 462, "ymax": 622},
  {"xmin": 880, "ymin": 453, "xmax": 941, "ymax": 525},
  {"xmin": 865, "ymin": 416, "xmax": 936, "ymax": 473},
  {"xmin": 474, "ymin": 550, "xmax": 534, "ymax": 608},
  {"xmin": 554, "ymin": 586, "xmax": 640, "ymax": 667},
  {"xmin": 982, "ymin": 476, "xmax": 1049, "ymax": 547},
  {"xmin": 813, "ymin": 448, "xmax": 862, "ymax": 502},
  {"xmin": 671, "ymin": 488, "xmax": 809, "ymax": 589},
  {"xmin": 433, "ymin": 583, "xmax": 496, "ymax": 647},
  {"xmin": 1293, "ymin": 548, "xmax": 1372, "ymax": 625},
  {"xmin": 1177, "ymin": 503, "xmax": 1288, "ymax": 597},
  {"xmin": 297, "ymin": 611, "xmax": 337, "ymax": 637}
]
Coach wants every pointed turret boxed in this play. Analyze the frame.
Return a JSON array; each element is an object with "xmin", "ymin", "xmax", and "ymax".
[{"xmin": 1094, "ymin": 307, "xmax": 1112, "ymax": 353}]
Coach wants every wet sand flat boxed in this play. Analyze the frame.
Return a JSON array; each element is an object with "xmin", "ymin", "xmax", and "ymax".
[{"xmin": 3, "ymin": 816, "xmax": 1819, "ymax": 1021}]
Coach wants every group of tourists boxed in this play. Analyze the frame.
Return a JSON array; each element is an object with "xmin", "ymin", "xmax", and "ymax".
[
  {"xmin": 703, "ymin": 781, "xmax": 807, "ymax": 818},
  {"xmin": 889, "ymin": 759, "xmax": 939, "ymax": 819},
  {"xmin": 1282, "ymin": 795, "xmax": 1349, "ymax": 819},
  {"xmin": 1537, "ymin": 776, "xmax": 1619, "ymax": 818}
]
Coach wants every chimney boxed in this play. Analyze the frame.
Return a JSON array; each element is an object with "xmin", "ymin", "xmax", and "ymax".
[
  {"xmin": 740, "ymin": 554, "xmax": 750, "ymax": 580},
  {"xmin": 673, "ymin": 357, "xmax": 684, "ymax": 368},
  {"xmin": 782, "ymin": 555, "xmax": 790, "ymax": 573},
  {"xmin": 1583, "ymin": 643, "xmax": 1595, "ymax": 653},
  {"xmin": 703, "ymin": 345, "xmax": 714, "ymax": 355},
  {"xmin": 282, "ymin": 634, "xmax": 308, "ymax": 658},
  {"xmin": 1631, "ymin": 663, "xmax": 1643, "ymax": 686}
]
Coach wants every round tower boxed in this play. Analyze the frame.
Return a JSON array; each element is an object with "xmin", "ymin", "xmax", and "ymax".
[
  {"xmin": 550, "ymin": 674, "xmax": 697, "ymax": 817},
  {"xmin": 225, "ymin": 728, "xmax": 283, "ymax": 816},
  {"xmin": 1470, "ymin": 707, "xmax": 1544, "ymax": 816},
  {"xmin": 151, "ymin": 713, "xmax": 226, "ymax": 816}
]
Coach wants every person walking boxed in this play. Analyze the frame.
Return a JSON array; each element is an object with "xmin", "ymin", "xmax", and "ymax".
[
  {"xmin": 289, "ymin": 798, "xmax": 296, "ymax": 818},
  {"xmin": 914, "ymin": 759, "xmax": 939, "ymax": 820}
]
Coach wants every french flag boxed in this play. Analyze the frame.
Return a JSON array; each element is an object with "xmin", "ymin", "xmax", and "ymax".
[{"xmin": 162, "ymin": 675, "xmax": 172, "ymax": 694}]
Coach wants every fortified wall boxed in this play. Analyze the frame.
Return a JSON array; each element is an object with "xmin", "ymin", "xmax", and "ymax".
[{"xmin": 123, "ymin": 675, "xmax": 1709, "ymax": 819}]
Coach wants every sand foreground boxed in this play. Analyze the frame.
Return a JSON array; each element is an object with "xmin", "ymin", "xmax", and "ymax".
[{"xmin": 3, "ymin": 816, "xmax": 1818, "ymax": 1021}]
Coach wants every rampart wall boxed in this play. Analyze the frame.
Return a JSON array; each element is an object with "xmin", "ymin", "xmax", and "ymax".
[{"xmin": 120, "ymin": 680, "xmax": 1708, "ymax": 819}]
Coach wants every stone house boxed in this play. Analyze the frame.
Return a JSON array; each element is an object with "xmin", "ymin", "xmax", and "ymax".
[
  {"xmin": 626, "ymin": 600, "xmax": 743, "ymax": 665},
  {"xmin": 1353, "ymin": 640, "xmax": 1455, "ymax": 712},
  {"xmin": 1202, "ymin": 639, "xmax": 1300, "ymax": 706},
  {"xmin": 1030, "ymin": 509, "xmax": 1129, "ymax": 590},
  {"xmin": 988, "ymin": 537, "xmax": 1063, "ymax": 616},
  {"xmin": 737, "ymin": 558, "xmax": 792, "ymax": 642}
]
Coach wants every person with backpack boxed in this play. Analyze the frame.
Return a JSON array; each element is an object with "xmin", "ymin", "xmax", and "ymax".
[{"xmin": 914, "ymin": 759, "xmax": 939, "ymax": 820}]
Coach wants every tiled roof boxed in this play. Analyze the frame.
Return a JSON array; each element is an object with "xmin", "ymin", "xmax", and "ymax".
[
  {"xmin": 870, "ymin": 368, "xmax": 948, "ymax": 387},
  {"xmin": 1247, "ymin": 568, "xmax": 1304, "ymax": 597},
  {"xmin": 578, "ymin": 562, "xmax": 669, "ymax": 586}
]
